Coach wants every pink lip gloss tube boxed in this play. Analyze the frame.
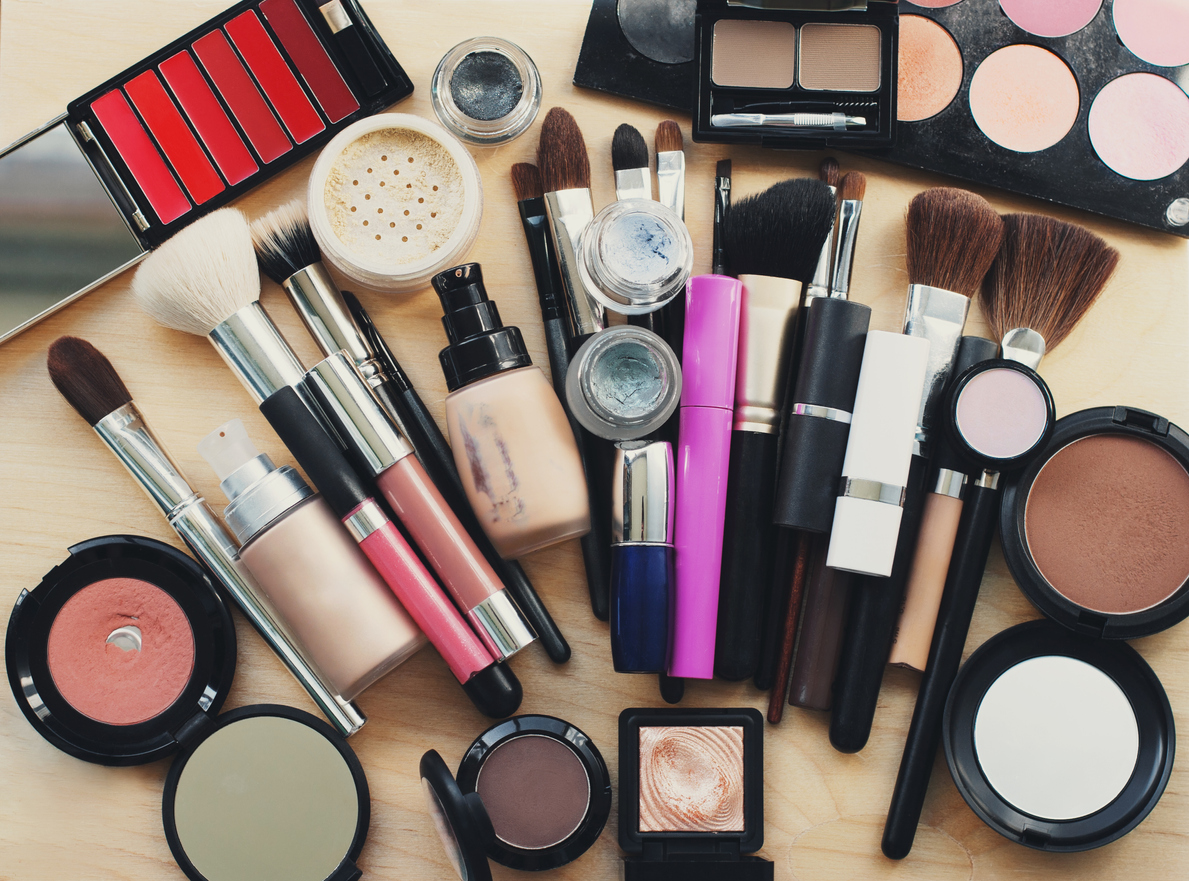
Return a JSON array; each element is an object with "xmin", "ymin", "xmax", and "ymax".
[
  {"xmin": 261, "ymin": 384, "xmax": 522, "ymax": 719},
  {"xmin": 669, "ymin": 274, "xmax": 743, "ymax": 679}
]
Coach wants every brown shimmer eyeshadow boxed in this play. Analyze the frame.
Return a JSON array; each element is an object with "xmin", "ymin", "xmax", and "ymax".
[
  {"xmin": 712, "ymin": 20, "xmax": 796, "ymax": 89},
  {"xmin": 475, "ymin": 735, "xmax": 590, "ymax": 850},
  {"xmin": 639, "ymin": 726, "xmax": 745, "ymax": 833},
  {"xmin": 799, "ymin": 23, "xmax": 882, "ymax": 92},
  {"xmin": 1025, "ymin": 434, "xmax": 1189, "ymax": 614}
]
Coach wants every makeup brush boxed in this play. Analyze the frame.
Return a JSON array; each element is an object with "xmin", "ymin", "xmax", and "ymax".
[
  {"xmin": 830, "ymin": 188, "xmax": 1004, "ymax": 754},
  {"xmin": 830, "ymin": 171, "xmax": 867, "ymax": 299},
  {"xmin": 513, "ymin": 160, "xmax": 613, "ymax": 629},
  {"xmin": 712, "ymin": 159, "xmax": 732, "ymax": 277},
  {"xmin": 882, "ymin": 215, "xmax": 1117, "ymax": 859},
  {"xmin": 47, "ymin": 336, "xmax": 366, "ymax": 737},
  {"xmin": 804, "ymin": 157, "xmax": 839, "ymax": 300},
  {"xmin": 612, "ymin": 124, "xmax": 651, "ymax": 201},
  {"xmin": 654, "ymin": 120, "xmax": 685, "ymax": 218},
  {"xmin": 715, "ymin": 179, "xmax": 835, "ymax": 687},
  {"xmin": 344, "ymin": 289, "xmax": 571, "ymax": 664},
  {"xmin": 538, "ymin": 108, "xmax": 614, "ymax": 621}
]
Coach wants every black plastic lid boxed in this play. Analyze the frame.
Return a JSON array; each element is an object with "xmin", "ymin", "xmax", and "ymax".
[
  {"xmin": 5, "ymin": 535, "xmax": 236, "ymax": 766},
  {"xmin": 433, "ymin": 263, "xmax": 532, "ymax": 391},
  {"xmin": 945, "ymin": 359, "xmax": 1056, "ymax": 473},
  {"xmin": 461, "ymin": 661, "xmax": 524, "ymax": 720},
  {"xmin": 943, "ymin": 620, "xmax": 1174, "ymax": 852},
  {"xmin": 932, "ymin": 337, "xmax": 1001, "ymax": 475},
  {"xmin": 772, "ymin": 298, "xmax": 870, "ymax": 531},
  {"xmin": 1000, "ymin": 406, "xmax": 1189, "ymax": 640},
  {"xmin": 163, "ymin": 704, "xmax": 370, "ymax": 881},
  {"xmin": 420, "ymin": 715, "xmax": 611, "ymax": 878}
]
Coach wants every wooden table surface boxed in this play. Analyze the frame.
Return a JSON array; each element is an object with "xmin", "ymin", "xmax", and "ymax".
[{"xmin": 2, "ymin": 2, "xmax": 1188, "ymax": 879}]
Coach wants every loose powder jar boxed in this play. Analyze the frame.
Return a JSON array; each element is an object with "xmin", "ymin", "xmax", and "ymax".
[
  {"xmin": 419, "ymin": 714, "xmax": 612, "ymax": 879},
  {"xmin": 308, "ymin": 113, "xmax": 482, "ymax": 293},
  {"xmin": 431, "ymin": 37, "xmax": 542, "ymax": 145}
]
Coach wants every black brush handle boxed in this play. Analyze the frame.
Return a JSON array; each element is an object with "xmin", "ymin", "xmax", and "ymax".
[
  {"xmin": 755, "ymin": 532, "xmax": 793, "ymax": 691},
  {"xmin": 829, "ymin": 453, "xmax": 931, "ymax": 753},
  {"xmin": 715, "ymin": 430, "xmax": 779, "ymax": 681},
  {"xmin": 883, "ymin": 481, "xmax": 999, "ymax": 859}
]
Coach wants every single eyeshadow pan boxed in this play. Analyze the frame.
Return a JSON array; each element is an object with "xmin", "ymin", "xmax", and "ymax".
[
  {"xmin": 799, "ymin": 23, "xmax": 882, "ymax": 92},
  {"xmin": 711, "ymin": 20, "xmax": 795, "ymax": 89},
  {"xmin": 898, "ymin": 15, "xmax": 962, "ymax": 122},
  {"xmin": 639, "ymin": 725, "xmax": 745, "ymax": 833},
  {"xmin": 968, "ymin": 44, "xmax": 1079, "ymax": 153},
  {"xmin": 449, "ymin": 51, "xmax": 523, "ymax": 122},
  {"xmin": 46, "ymin": 577, "xmax": 195, "ymax": 725},
  {"xmin": 475, "ymin": 735, "xmax": 591, "ymax": 850},
  {"xmin": 998, "ymin": 0, "xmax": 1103, "ymax": 39},
  {"xmin": 1088, "ymin": 73, "xmax": 1189, "ymax": 181},
  {"xmin": 955, "ymin": 367, "xmax": 1048, "ymax": 460},
  {"xmin": 1113, "ymin": 0, "xmax": 1189, "ymax": 68},
  {"xmin": 1025, "ymin": 434, "xmax": 1189, "ymax": 614}
]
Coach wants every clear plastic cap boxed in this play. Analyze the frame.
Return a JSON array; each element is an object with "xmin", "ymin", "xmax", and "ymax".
[{"xmin": 198, "ymin": 419, "xmax": 260, "ymax": 482}]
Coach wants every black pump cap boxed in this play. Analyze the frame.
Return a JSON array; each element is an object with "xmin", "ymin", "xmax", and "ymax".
[
  {"xmin": 433, "ymin": 263, "xmax": 532, "ymax": 391},
  {"xmin": 933, "ymin": 336, "xmax": 1000, "ymax": 474},
  {"xmin": 462, "ymin": 660, "xmax": 523, "ymax": 718},
  {"xmin": 772, "ymin": 298, "xmax": 871, "ymax": 532}
]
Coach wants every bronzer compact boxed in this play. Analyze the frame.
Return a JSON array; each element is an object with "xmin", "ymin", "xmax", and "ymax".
[
  {"xmin": 692, "ymin": 0, "xmax": 900, "ymax": 149},
  {"xmin": 940, "ymin": 406, "xmax": 1188, "ymax": 852},
  {"xmin": 619, "ymin": 708, "xmax": 772, "ymax": 880},
  {"xmin": 419, "ymin": 715, "xmax": 612, "ymax": 878},
  {"xmin": 7, "ymin": 535, "xmax": 372, "ymax": 881},
  {"xmin": 0, "ymin": 0, "xmax": 412, "ymax": 344}
]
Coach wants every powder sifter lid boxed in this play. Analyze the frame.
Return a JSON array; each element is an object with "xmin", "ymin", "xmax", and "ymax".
[
  {"xmin": 433, "ymin": 262, "xmax": 532, "ymax": 391},
  {"xmin": 772, "ymin": 296, "xmax": 870, "ymax": 532}
]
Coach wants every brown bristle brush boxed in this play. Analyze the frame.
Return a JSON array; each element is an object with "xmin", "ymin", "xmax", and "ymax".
[{"xmin": 906, "ymin": 187, "xmax": 1005, "ymax": 297}]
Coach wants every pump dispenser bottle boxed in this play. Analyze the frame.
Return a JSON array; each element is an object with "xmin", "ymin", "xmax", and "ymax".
[
  {"xmin": 433, "ymin": 263, "xmax": 590, "ymax": 559},
  {"xmin": 198, "ymin": 419, "xmax": 425, "ymax": 701}
]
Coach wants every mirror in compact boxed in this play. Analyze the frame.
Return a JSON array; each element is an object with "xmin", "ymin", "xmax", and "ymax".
[
  {"xmin": 419, "ymin": 715, "xmax": 612, "ymax": 879},
  {"xmin": 618, "ymin": 708, "xmax": 772, "ymax": 881}
]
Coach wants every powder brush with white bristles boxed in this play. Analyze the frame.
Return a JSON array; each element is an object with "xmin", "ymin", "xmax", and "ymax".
[{"xmin": 133, "ymin": 207, "xmax": 308, "ymax": 404}]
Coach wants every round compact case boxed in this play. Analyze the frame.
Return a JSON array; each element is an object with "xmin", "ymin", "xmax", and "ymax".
[
  {"xmin": 7, "ymin": 535, "xmax": 372, "ymax": 881},
  {"xmin": 431, "ymin": 37, "xmax": 543, "ymax": 146},
  {"xmin": 419, "ymin": 714, "xmax": 612, "ymax": 878}
]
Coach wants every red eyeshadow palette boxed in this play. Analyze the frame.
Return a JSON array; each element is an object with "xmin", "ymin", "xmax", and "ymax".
[
  {"xmin": 0, "ymin": 0, "xmax": 412, "ymax": 345},
  {"xmin": 883, "ymin": 0, "xmax": 1189, "ymax": 237}
]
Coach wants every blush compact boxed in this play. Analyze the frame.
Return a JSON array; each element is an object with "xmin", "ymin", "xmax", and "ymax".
[
  {"xmin": 419, "ymin": 715, "xmax": 612, "ymax": 878},
  {"xmin": 7, "ymin": 535, "xmax": 372, "ymax": 881},
  {"xmin": 618, "ymin": 707, "xmax": 772, "ymax": 881}
]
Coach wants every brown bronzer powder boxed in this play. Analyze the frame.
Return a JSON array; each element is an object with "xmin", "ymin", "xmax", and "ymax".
[
  {"xmin": 475, "ymin": 735, "xmax": 590, "ymax": 850},
  {"xmin": 639, "ymin": 726, "xmax": 745, "ymax": 833},
  {"xmin": 1025, "ymin": 434, "xmax": 1189, "ymax": 614}
]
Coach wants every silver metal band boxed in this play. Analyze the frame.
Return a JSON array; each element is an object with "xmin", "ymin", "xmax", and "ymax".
[
  {"xmin": 973, "ymin": 470, "xmax": 1001, "ymax": 490},
  {"xmin": 839, "ymin": 477, "xmax": 906, "ymax": 507},
  {"xmin": 467, "ymin": 592, "xmax": 537, "ymax": 661},
  {"xmin": 283, "ymin": 264, "xmax": 373, "ymax": 366},
  {"xmin": 319, "ymin": 0, "xmax": 351, "ymax": 33},
  {"xmin": 344, "ymin": 500, "xmax": 388, "ymax": 542},
  {"xmin": 932, "ymin": 468, "xmax": 967, "ymax": 500},
  {"xmin": 793, "ymin": 402, "xmax": 853, "ymax": 424},
  {"xmin": 209, "ymin": 302, "xmax": 307, "ymax": 403}
]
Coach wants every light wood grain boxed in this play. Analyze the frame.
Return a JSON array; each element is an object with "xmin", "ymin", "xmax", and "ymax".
[{"xmin": 2, "ymin": 2, "xmax": 1188, "ymax": 879}]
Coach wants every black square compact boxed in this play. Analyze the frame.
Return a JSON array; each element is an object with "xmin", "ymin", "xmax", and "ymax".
[{"xmin": 618, "ymin": 707, "xmax": 772, "ymax": 881}]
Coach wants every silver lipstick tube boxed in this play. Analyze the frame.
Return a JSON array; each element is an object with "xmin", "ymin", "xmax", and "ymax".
[
  {"xmin": 656, "ymin": 150, "xmax": 685, "ymax": 220},
  {"xmin": 543, "ymin": 188, "xmax": 605, "ymax": 338},
  {"xmin": 902, "ymin": 283, "xmax": 971, "ymax": 453},
  {"xmin": 614, "ymin": 168, "xmax": 651, "ymax": 202},
  {"xmin": 830, "ymin": 198, "xmax": 864, "ymax": 299},
  {"xmin": 805, "ymin": 184, "xmax": 837, "ymax": 300},
  {"xmin": 94, "ymin": 402, "xmax": 366, "ymax": 737},
  {"xmin": 733, "ymin": 275, "xmax": 804, "ymax": 434}
]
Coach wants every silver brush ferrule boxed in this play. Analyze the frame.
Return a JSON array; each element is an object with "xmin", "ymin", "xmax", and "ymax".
[
  {"xmin": 94, "ymin": 401, "xmax": 364, "ymax": 737},
  {"xmin": 656, "ymin": 151, "xmax": 685, "ymax": 219},
  {"xmin": 1001, "ymin": 327, "xmax": 1046, "ymax": 371},
  {"xmin": 544, "ymin": 188, "xmax": 605, "ymax": 338},
  {"xmin": 903, "ymin": 283, "xmax": 971, "ymax": 453},
  {"xmin": 830, "ymin": 199, "xmax": 863, "ymax": 299},
  {"xmin": 306, "ymin": 352, "xmax": 414, "ymax": 477},
  {"xmin": 209, "ymin": 302, "xmax": 308, "ymax": 403},
  {"xmin": 805, "ymin": 183, "xmax": 837, "ymax": 300},
  {"xmin": 95, "ymin": 403, "xmax": 197, "ymax": 516},
  {"xmin": 615, "ymin": 168, "xmax": 651, "ymax": 202},
  {"xmin": 281, "ymin": 263, "xmax": 374, "ymax": 368},
  {"xmin": 467, "ymin": 592, "xmax": 537, "ymax": 660},
  {"xmin": 733, "ymin": 275, "xmax": 804, "ymax": 433}
]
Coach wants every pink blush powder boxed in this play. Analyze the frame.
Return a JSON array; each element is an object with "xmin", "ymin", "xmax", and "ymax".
[{"xmin": 47, "ymin": 578, "xmax": 195, "ymax": 725}]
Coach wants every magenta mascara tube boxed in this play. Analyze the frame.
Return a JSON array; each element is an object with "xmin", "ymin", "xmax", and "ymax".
[{"xmin": 669, "ymin": 274, "xmax": 743, "ymax": 679}]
